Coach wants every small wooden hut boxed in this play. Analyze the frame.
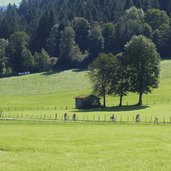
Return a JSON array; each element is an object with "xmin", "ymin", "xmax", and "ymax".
[{"xmin": 74, "ymin": 95, "xmax": 101, "ymax": 109}]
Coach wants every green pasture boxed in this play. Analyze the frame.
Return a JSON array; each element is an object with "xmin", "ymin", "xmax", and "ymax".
[
  {"xmin": 0, "ymin": 60, "xmax": 171, "ymax": 120},
  {"xmin": 0, "ymin": 61, "xmax": 171, "ymax": 171},
  {"xmin": 0, "ymin": 120, "xmax": 171, "ymax": 171}
]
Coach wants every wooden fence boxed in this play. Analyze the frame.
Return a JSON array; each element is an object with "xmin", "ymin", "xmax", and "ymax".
[
  {"xmin": 0, "ymin": 99, "xmax": 170, "ymax": 112},
  {"xmin": 0, "ymin": 112, "xmax": 171, "ymax": 125}
]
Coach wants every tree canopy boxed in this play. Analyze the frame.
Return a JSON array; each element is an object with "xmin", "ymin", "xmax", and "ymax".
[{"xmin": 0, "ymin": 0, "xmax": 168, "ymax": 74}]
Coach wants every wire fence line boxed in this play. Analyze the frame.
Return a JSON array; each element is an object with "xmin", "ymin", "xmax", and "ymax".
[
  {"xmin": 0, "ymin": 99, "xmax": 171, "ymax": 112},
  {"xmin": 0, "ymin": 106, "xmax": 74, "ymax": 112},
  {"xmin": 0, "ymin": 112, "xmax": 171, "ymax": 125}
]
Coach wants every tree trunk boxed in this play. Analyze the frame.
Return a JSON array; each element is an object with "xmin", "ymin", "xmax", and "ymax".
[
  {"xmin": 103, "ymin": 92, "xmax": 106, "ymax": 108},
  {"xmin": 119, "ymin": 94, "xmax": 123, "ymax": 107},
  {"xmin": 138, "ymin": 92, "xmax": 143, "ymax": 106}
]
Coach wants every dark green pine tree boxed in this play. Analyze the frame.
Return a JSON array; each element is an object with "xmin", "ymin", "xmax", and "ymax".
[{"xmin": 31, "ymin": 10, "xmax": 55, "ymax": 52}]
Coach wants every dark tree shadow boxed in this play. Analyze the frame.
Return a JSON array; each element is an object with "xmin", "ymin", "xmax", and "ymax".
[
  {"xmin": 72, "ymin": 68, "xmax": 87, "ymax": 72},
  {"xmin": 41, "ymin": 68, "xmax": 87, "ymax": 76},
  {"xmin": 41, "ymin": 70, "xmax": 63, "ymax": 76},
  {"xmin": 71, "ymin": 105, "xmax": 150, "ymax": 113}
]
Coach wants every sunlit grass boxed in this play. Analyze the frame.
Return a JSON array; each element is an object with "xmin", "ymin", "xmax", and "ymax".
[{"xmin": 0, "ymin": 120, "xmax": 171, "ymax": 171}]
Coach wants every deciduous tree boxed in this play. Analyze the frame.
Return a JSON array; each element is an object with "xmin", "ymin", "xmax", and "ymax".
[{"xmin": 124, "ymin": 35, "xmax": 160, "ymax": 105}]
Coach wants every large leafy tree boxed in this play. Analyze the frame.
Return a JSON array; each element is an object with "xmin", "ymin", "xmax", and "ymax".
[
  {"xmin": 124, "ymin": 35, "xmax": 160, "ymax": 105},
  {"xmin": 34, "ymin": 49, "xmax": 51, "ymax": 72},
  {"xmin": 115, "ymin": 6, "xmax": 150, "ymax": 51},
  {"xmin": 7, "ymin": 32, "xmax": 30, "ymax": 72},
  {"xmin": 145, "ymin": 9, "xmax": 170, "ymax": 56},
  {"xmin": 145, "ymin": 9, "xmax": 170, "ymax": 30},
  {"xmin": 108, "ymin": 53, "xmax": 130, "ymax": 107},
  {"xmin": 22, "ymin": 47, "xmax": 35, "ymax": 71},
  {"xmin": 89, "ymin": 53, "xmax": 116, "ymax": 108}
]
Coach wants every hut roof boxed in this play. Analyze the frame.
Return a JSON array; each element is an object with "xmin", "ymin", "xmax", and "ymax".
[{"xmin": 74, "ymin": 95, "xmax": 100, "ymax": 99}]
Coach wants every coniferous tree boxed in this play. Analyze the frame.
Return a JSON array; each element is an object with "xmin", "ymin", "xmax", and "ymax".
[
  {"xmin": 88, "ymin": 24, "xmax": 104, "ymax": 63},
  {"xmin": 59, "ymin": 26, "xmax": 82, "ymax": 67},
  {"xmin": 72, "ymin": 17, "xmax": 90, "ymax": 52},
  {"xmin": 31, "ymin": 10, "xmax": 55, "ymax": 52},
  {"xmin": 47, "ymin": 24, "xmax": 61, "ymax": 57},
  {"xmin": 102, "ymin": 23, "xmax": 115, "ymax": 53}
]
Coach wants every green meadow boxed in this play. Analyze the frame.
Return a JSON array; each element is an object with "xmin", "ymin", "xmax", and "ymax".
[
  {"xmin": 0, "ymin": 121, "xmax": 171, "ymax": 171},
  {"xmin": 0, "ymin": 60, "xmax": 171, "ymax": 121},
  {"xmin": 0, "ymin": 60, "xmax": 171, "ymax": 171}
]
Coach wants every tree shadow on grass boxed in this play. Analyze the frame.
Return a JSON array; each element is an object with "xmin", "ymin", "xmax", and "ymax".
[
  {"xmin": 41, "ymin": 68, "xmax": 87, "ymax": 76},
  {"xmin": 41, "ymin": 70, "xmax": 63, "ymax": 76},
  {"xmin": 72, "ymin": 68, "xmax": 88, "ymax": 72},
  {"xmin": 71, "ymin": 105, "xmax": 150, "ymax": 113}
]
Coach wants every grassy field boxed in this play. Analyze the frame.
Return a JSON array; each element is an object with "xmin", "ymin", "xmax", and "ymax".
[
  {"xmin": 0, "ymin": 120, "xmax": 171, "ymax": 171},
  {"xmin": 0, "ymin": 60, "xmax": 171, "ymax": 171},
  {"xmin": 0, "ymin": 60, "xmax": 171, "ymax": 120}
]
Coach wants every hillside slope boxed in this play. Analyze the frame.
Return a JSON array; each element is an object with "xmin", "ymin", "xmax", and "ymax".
[
  {"xmin": 0, "ymin": 60, "xmax": 170, "ymax": 107},
  {"xmin": 0, "ymin": 69, "xmax": 91, "ymax": 96},
  {"xmin": 0, "ymin": 60, "xmax": 170, "ymax": 96}
]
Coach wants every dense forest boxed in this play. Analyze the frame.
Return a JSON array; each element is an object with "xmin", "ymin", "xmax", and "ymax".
[{"xmin": 0, "ymin": 0, "xmax": 171, "ymax": 75}]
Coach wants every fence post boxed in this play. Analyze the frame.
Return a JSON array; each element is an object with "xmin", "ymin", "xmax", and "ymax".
[{"xmin": 55, "ymin": 113, "xmax": 57, "ymax": 120}]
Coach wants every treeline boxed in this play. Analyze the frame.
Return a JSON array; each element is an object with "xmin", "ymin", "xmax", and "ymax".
[{"xmin": 0, "ymin": 0, "xmax": 171, "ymax": 75}]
